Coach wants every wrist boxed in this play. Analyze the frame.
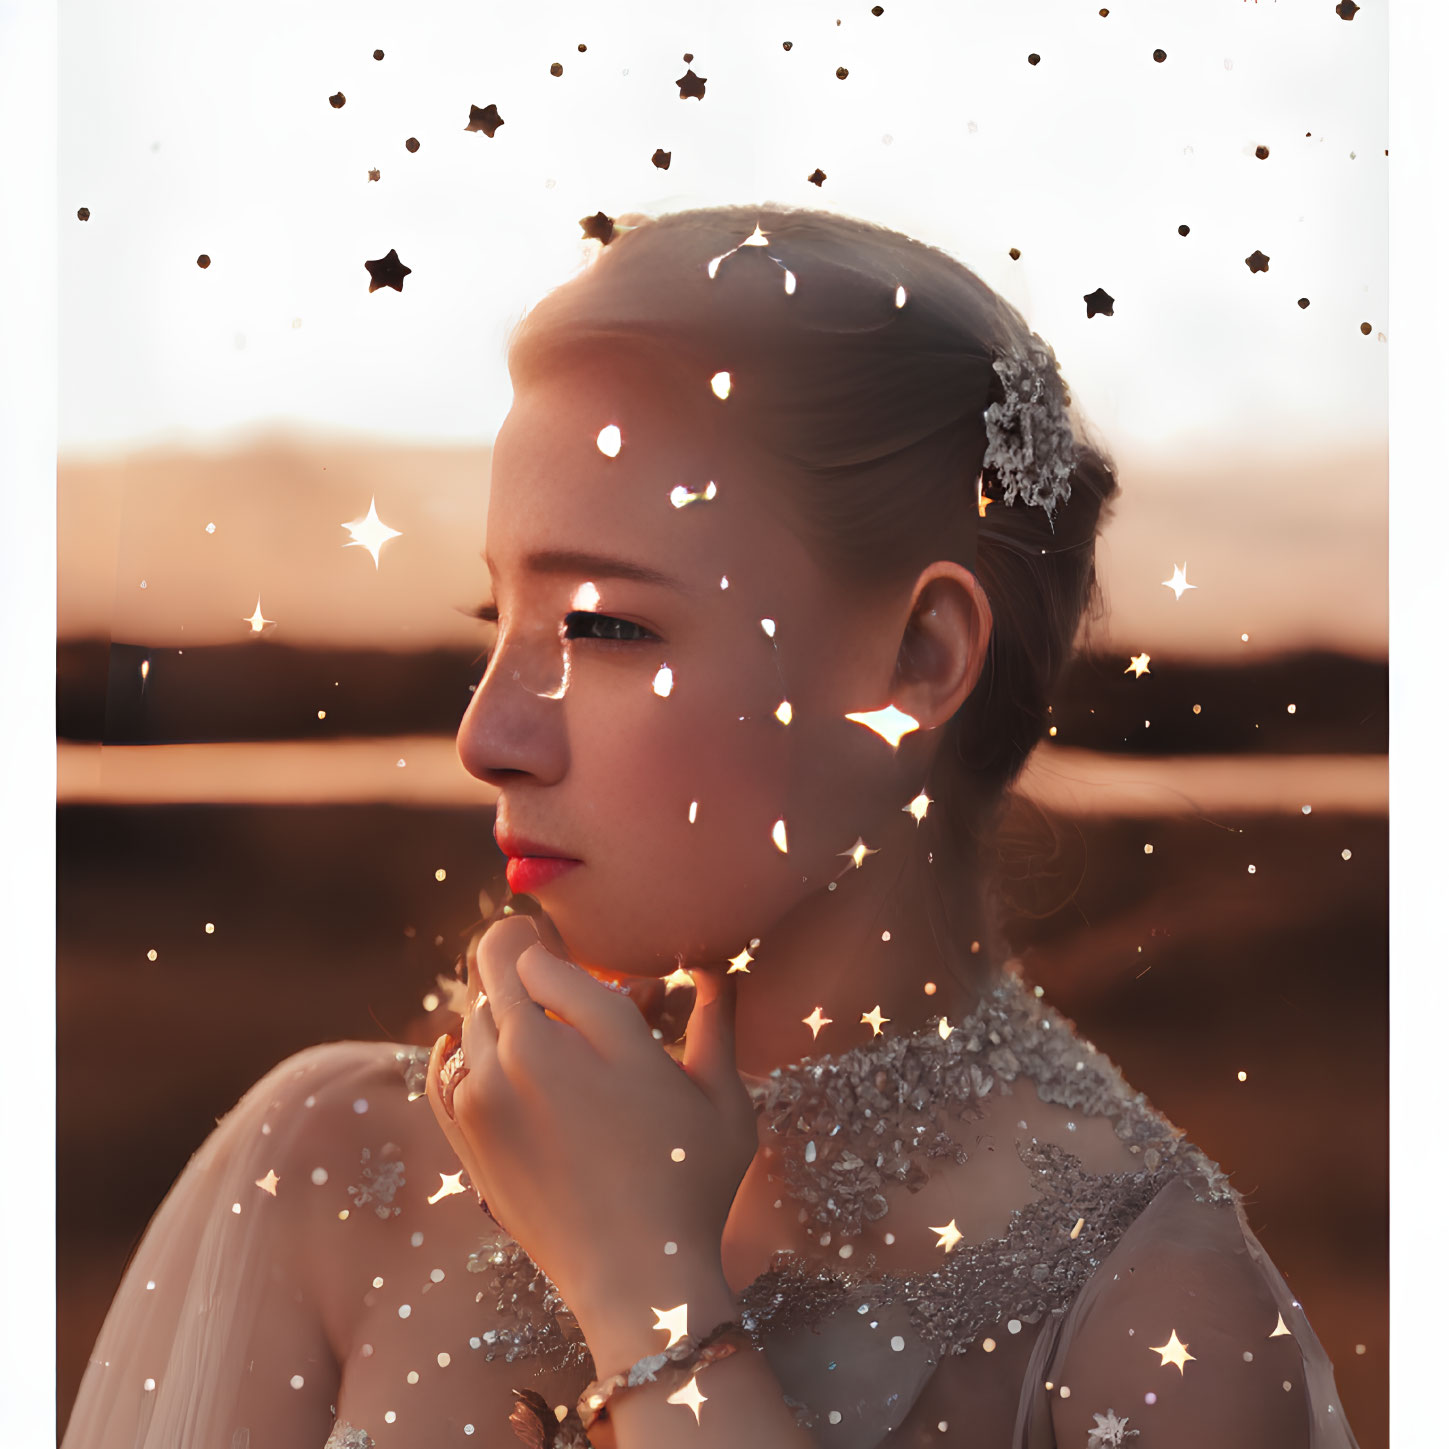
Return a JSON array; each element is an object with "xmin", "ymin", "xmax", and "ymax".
[{"xmin": 575, "ymin": 1253, "xmax": 739, "ymax": 1374}]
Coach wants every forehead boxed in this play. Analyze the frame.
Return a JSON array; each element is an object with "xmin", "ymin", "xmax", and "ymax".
[{"xmin": 486, "ymin": 363, "xmax": 813, "ymax": 589}]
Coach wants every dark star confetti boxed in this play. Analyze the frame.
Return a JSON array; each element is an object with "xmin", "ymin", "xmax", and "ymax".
[
  {"xmin": 77, "ymin": 207, "xmax": 90, "ymax": 221},
  {"xmin": 367, "ymin": 168, "xmax": 380, "ymax": 182},
  {"xmin": 364, "ymin": 249, "xmax": 411, "ymax": 293},
  {"xmin": 872, "ymin": 6, "xmax": 884, "ymax": 14},
  {"xmin": 329, "ymin": 92, "xmax": 346, "ymax": 109},
  {"xmin": 1359, "ymin": 321, "xmax": 1373, "ymax": 335},
  {"xmin": 373, "ymin": 49, "xmax": 384, "ymax": 61},
  {"xmin": 836, "ymin": 67, "xmax": 849, "ymax": 79},
  {"xmin": 197, "ymin": 254, "xmax": 211, "ymax": 269},
  {"xmin": 1178, "ymin": 224, "xmax": 1191, "ymax": 236},
  {"xmin": 1084, "ymin": 287, "xmax": 1114, "ymax": 318},
  {"xmin": 405, "ymin": 136, "xmax": 420, "ymax": 152},
  {"xmin": 579, "ymin": 212, "xmax": 616, "ymax": 246},
  {"xmin": 465, "ymin": 103, "xmax": 504, "ymax": 136},
  {"xmin": 1028, "ymin": 53, "xmax": 1041, "ymax": 66},
  {"xmin": 651, "ymin": 148, "xmax": 671, "ymax": 170},
  {"xmin": 1298, "ymin": 298, "xmax": 1311, "ymax": 309},
  {"xmin": 1245, "ymin": 249, "xmax": 1270, "ymax": 274},
  {"xmin": 675, "ymin": 67, "xmax": 707, "ymax": 100},
  {"xmin": 1256, "ymin": 144, "xmax": 1270, "ymax": 159},
  {"xmin": 783, "ymin": 41, "xmax": 793, "ymax": 51},
  {"xmin": 1008, "ymin": 247, "xmax": 1022, "ymax": 261},
  {"xmin": 550, "ymin": 62, "xmax": 563, "ymax": 76},
  {"xmin": 1337, "ymin": 1, "xmax": 1359, "ymax": 19},
  {"xmin": 807, "ymin": 167, "xmax": 826, "ymax": 186},
  {"xmin": 1153, "ymin": 49, "xmax": 1167, "ymax": 63}
]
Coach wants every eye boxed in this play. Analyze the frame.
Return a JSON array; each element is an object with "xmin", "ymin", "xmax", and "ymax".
[
  {"xmin": 563, "ymin": 611, "xmax": 656, "ymax": 644},
  {"xmin": 460, "ymin": 598, "xmax": 656, "ymax": 663}
]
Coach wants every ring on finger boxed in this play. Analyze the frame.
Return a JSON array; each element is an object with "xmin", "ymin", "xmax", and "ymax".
[{"xmin": 439, "ymin": 1042, "xmax": 470, "ymax": 1120}]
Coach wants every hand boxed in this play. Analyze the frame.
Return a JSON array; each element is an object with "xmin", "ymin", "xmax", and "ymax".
[{"xmin": 423, "ymin": 912, "xmax": 759, "ymax": 1325}]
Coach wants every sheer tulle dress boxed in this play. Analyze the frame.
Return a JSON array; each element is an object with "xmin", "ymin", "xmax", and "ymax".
[{"xmin": 64, "ymin": 962, "xmax": 1360, "ymax": 1448}]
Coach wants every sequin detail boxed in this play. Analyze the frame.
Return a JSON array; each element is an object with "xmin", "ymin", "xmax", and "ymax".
[
  {"xmin": 396, "ymin": 1045, "xmax": 430, "ymax": 1102},
  {"xmin": 323, "ymin": 1420, "xmax": 375, "ymax": 1449},
  {"xmin": 450, "ymin": 968, "xmax": 1241, "ymax": 1370},
  {"xmin": 1086, "ymin": 1408, "xmax": 1140, "ymax": 1445},
  {"xmin": 348, "ymin": 1146, "xmax": 407, "ymax": 1219}
]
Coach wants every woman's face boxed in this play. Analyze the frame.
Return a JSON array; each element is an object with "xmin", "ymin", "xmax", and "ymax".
[{"xmin": 456, "ymin": 360, "xmax": 930, "ymax": 979}]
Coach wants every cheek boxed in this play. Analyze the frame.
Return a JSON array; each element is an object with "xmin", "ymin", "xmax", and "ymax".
[{"xmin": 552, "ymin": 667, "xmax": 893, "ymax": 967}]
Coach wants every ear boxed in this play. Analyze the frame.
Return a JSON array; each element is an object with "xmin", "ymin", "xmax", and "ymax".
[{"xmin": 893, "ymin": 563, "xmax": 993, "ymax": 732}]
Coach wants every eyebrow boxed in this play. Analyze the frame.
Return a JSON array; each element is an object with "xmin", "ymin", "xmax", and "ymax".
[{"xmin": 481, "ymin": 547, "xmax": 693, "ymax": 594}]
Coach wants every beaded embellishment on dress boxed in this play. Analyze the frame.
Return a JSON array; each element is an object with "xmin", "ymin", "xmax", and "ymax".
[{"xmin": 440, "ymin": 965, "xmax": 1240, "ymax": 1372}]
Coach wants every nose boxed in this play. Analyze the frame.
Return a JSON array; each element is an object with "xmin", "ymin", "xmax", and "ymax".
[{"xmin": 455, "ymin": 643, "xmax": 569, "ymax": 788}]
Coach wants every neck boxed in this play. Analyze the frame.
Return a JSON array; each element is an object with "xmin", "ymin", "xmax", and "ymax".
[{"xmin": 723, "ymin": 812, "xmax": 1001, "ymax": 1079}]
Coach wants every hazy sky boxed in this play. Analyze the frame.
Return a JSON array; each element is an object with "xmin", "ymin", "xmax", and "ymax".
[{"xmin": 58, "ymin": 0, "xmax": 1388, "ymax": 459}]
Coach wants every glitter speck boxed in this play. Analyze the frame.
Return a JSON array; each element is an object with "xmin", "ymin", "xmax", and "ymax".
[
  {"xmin": 883, "ymin": 1232, "xmax": 895, "ymax": 1245},
  {"xmin": 829, "ymin": 1411, "xmax": 842, "ymax": 1424},
  {"xmin": 146, "ymin": 949, "xmax": 157, "ymax": 961},
  {"xmin": 361, "ymin": 1343, "xmax": 374, "ymax": 1357},
  {"xmin": 890, "ymin": 1336, "xmax": 905, "ymax": 1352},
  {"xmin": 143, "ymin": 1378, "xmax": 156, "ymax": 1392},
  {"xmin": 407, "ymin": 1371, "xmax": 420, "ymax": 1384},
  {"xmin": 671, "ymin": 1148, "xmax": 686, "ymax": 1162},
  {"xmin": 411, "ymin": 1231, "xmax": 424, "ymax": 1246},
  {"xmin": 664, "ymin": 1241, "xmax": 678, "ymax": 1255},
  {"xmin": 398, "ymin": 1304, "xmax": 411, "ymax": 1319},
  {"xmin": 385, "ymin": 1411, "xmax": 396, "ymax": 1424},
  {"xmin": 353, "ymin": 1098, "xmax": 369, "ymax": 1114},
  {"xmin": 145, "ymin": 1281, "xmax": 155, "ymax": 1291},
  {"xmin": 438, "ymin": 1352, "xmax": 451, "ymax": 1367},
  {"xmin": 311, "ymin": 1167, "xmax": 328, "ymax": 1186},
  {"xmin": 1144, "ymin": 1392, "xmax": 1157, "ymax": 1404},
  {"xmin": 205, "ymin": 922, "xmax": 215, "ymax": 934},
  {"xmin": 290, "ymin": 1375, "xmax": 305, "ymax": 1389},
  {"xmin": 1244, "ymin": 1351, "xmax": 1254, "ymax": 1361},
  {"xmin": 982, "ymin": 1338, "xmax": 996, "ymax": 1352},
  {"xmin": 1007, "ymin": 1319, "xmax": 1021, "ymax": 1334}
]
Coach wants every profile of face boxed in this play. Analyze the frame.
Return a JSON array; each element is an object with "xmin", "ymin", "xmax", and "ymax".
[{"xmin": 456, "ymin": 356, "xmax": 988, "ymax": 982}]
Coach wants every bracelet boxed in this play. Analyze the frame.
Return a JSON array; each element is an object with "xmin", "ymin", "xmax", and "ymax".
[{"xmin": 576, "ymin": 1320, "xmax": 756, "ymax": 1433}]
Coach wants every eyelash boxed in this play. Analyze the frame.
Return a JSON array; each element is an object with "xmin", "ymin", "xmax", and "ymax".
[{"xmin": 465, "ymin": 599, "xmax": 658, "ymax": 666}]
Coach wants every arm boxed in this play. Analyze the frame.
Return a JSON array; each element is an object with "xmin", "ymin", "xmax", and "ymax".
[
  {"xmin": 1029, "ymin": 1174, "xmax": 1359, "ymax": 1448},
  {"xmin": 573, "ymin": 1255, "xmax": 821, "ymax": 1449},
  {"xmin": 62, "ymin": 1042, "xmax": 381, "ymax": 1449}
]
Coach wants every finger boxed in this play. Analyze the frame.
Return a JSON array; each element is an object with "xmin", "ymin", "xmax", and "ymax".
[
  {"xmin": 514, "ymin": 944, "xmax": 643, "ymax": 1058},
  {"xmin": 681, "ymin": 966, "xmax": 745, "ymax": 1112},
  {"xmin": 424, "ymin": 1028, "xmax": 477, "ymax": 1178},
  {"xmin": 475, "ymin": 918, "xmax": 553, "ymax": 1069}
]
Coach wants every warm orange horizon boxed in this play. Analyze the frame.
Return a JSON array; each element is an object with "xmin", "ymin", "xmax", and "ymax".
[{"xmin": 57, "ymin": 430, "xmax": 1388, "ymax": 662}]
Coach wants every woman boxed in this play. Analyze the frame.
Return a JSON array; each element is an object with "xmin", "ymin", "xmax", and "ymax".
[{"xmin": 64, "ymin": 204, "xmax": 1359, "ymax": 1448}]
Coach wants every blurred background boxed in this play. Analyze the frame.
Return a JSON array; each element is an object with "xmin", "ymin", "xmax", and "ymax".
[{"xmin": 57, "ymin": 1, "xmax": 1388, "ymax": 1443}]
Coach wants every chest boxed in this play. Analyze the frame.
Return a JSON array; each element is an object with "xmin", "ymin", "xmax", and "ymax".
[{"xmin": 324, "ymin": 1074, "xmax": 1132, "ymax": 1447}]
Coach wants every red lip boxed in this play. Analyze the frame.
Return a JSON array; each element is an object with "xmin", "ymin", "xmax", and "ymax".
[{"xmin": 505, "ymin": 856, "xmax": 581, "ymax": 895}]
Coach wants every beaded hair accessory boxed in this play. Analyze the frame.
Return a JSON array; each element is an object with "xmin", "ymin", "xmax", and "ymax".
[{"xmin": 982, "ymin": 329, "xmax": 1079, "ymax": 529}]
